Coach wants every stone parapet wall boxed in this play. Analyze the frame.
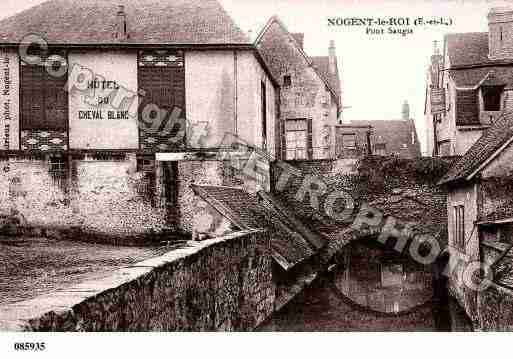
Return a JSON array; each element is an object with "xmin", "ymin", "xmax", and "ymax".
[{"xmin": 0, "ymin": 230, "xmax": 275, "ymax": 332}]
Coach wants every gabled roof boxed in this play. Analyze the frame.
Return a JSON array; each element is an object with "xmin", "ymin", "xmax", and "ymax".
[
  {"xmin": 191, "ymin": 185, "xmax": 318, "ymax": 271},
  {"xmin": 0, "ymin": 0, "xmax": 250, "ymax": 45},
  {"xmin": 254, "ymin": 16, "xmax": 341, "ymax": 110},
  {"xmin": 439, "ymin": 111, "xmax": 513, "ymax": 185},
  {"xmin": 311, "ymin": 56, "xmax": 342, "ymax": 108},
  {"xmin": 343, "ymin": 120, "xmax": 421, "ymax": 159}
]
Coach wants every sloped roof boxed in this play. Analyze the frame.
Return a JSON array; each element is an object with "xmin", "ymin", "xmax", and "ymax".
[
  {"xmin": 311, "ymin": 56, "xmax": 342, "ymax": 107},
  {"xmin": 291, "ymin": 33, "xmax": 304, "ymax": 49},
  {"xmin": 439, "ymin": 111, "xmax": 513, "ymax": 185},
  {"xmin": 255, "ymin": 16, "xmax": 341, "ymax": 109},
  {"xmin": 0, "ymin": 0, "xmax": 250, "ymax": 45},
  {"xmin": 450, "ymin": 67, "xmax": 513, "ymax": 88},
  {"xmin": 191, "ymin": 185, "xmax": 317, "ymax": 270},
  {"xmin": 345, "ymin": 120, "xmax": 421, "ymax": 159},
  {"xmin": 445, "ymin": 32, "xmax": 489, "ymax": 68},
  {"xmin": 480, "ymin": 199, "xmax": 513, "ymax": 223}
]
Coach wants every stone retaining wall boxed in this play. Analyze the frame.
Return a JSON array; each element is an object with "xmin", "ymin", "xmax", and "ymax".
[{"xmin": 0, "ymin": 230, "xmax": 275, "ymax": 331}]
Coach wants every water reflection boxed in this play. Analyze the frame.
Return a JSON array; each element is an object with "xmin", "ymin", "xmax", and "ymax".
[{"xmin": 334, "ymin": 242, "xmax": 433, "ymax": 314}]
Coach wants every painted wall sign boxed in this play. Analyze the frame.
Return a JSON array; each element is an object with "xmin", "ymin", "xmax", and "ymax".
[
  {"xmin": 68, "ymin": 51, "xmax": 139, "ymax": 149},
  {"xmin": 430, "ymin": 88, "xmax": 446, "ymax": 114}
]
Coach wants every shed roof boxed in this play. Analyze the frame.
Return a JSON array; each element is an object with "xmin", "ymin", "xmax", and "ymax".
[
  {"xmin": 439, "ymin": 110, "xmax": 513, "ymax": 185},
  {"xmin": 191, "ymin": 185, "xmax": 318, "ymax": 271}
]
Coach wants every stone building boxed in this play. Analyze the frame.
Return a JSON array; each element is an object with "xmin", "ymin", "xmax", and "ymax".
[
  {"xmin": 336, "ymin": 102, "xmax": 421, "ymax": 159},
  {"xmin": 439, "ymin": 110, "xmax": 513, "ymax": 329},
  {"xmin": 425, "ymin": 7, "xmax": 513, "ymax": 157},
  {"xmin": 255, "ymin": 16, "xmax": 342, "ymax": 161},
  {"xmin": 0, "ymin": 0, "xmax": 279, "ymax": 241}
]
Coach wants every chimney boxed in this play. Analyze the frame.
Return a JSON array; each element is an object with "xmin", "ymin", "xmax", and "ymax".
[
  {"xmin": 291, "ymin": 33, "xmax": 304, "ymax": 49},
  {"xmin": 402, "ymin": 100, "xmax": 410, "ymax": 120},
  {"xmin": 430, "ymin": 40, "xmax": 442, "ymax": 88},
  {"xmin": 328, "ymin": 40, "xmax": 337, "ymax": 75},
  {"xmin": 115, "ymin": 5, "xmax": 128, "ymax": 40}
]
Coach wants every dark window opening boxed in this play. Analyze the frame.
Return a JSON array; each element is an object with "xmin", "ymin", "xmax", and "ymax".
[
  {"xmin": 482, "ymin": 86, "xmax": 502, "ymax": 111},
  {"xmin": 137, "ymin": 156, "xmax": 155, "ymax": 173},
  {"xmin": 454, "ymin": 205, "xmax": 465, "ymax": 250},
  {"xmin": 261, "ymin": 81, "xmax": 267, "ymax": 148},
  {"xmin": 283, "ymin": 75, "xmax": 291, "ymax": 88},
  {"xmin": 48, "ymin": 156, "xmax": 67, "ymax": 175},
  {"xmin": 48, "ymin": 155, "xmax": 70, "ymax": 196}
]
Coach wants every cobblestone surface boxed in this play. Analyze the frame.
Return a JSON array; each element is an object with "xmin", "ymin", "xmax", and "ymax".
[{"xmin": 0, "ymin": 237, "xmax": 174, "ymax": 306}]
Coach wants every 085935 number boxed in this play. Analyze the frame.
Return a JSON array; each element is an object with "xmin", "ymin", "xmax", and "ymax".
[{"xmin": 14, "ymin": 342, "xmax": 46, "ymax": 351}]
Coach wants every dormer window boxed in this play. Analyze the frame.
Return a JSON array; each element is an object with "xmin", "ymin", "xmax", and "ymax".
[{"xmin": 482, "ymin": 86, "xmax": 502, "ymax": 111}]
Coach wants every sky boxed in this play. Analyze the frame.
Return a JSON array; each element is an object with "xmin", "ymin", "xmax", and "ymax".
[{"xmin": 0, "ymin": 0, "xmax": 505, "ymax": 154}]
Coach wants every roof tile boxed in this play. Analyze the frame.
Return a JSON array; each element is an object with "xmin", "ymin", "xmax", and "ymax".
[
  {"xmin": 0, "ymin": 0, "xmax": 250, "ymax": 45},
  {"xmin": 439, "ymin": 110, "xmax": 513, "ymax": 184},
  {"xmin": 344, "ymin": 120, "xmax": 421, "ymax": 158}
]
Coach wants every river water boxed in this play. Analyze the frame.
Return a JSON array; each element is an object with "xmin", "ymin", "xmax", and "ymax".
[{"xmin": 259, "ymin": 276, "xmax": 441, "ymax": 332}]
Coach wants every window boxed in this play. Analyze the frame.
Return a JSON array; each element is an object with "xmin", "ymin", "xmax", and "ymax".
[
  {"xmin": 48, "ymin": 156, "xmax": 67, "ymax": 177},
  {"xmin": 342, "ymin": 134, "xmax": 357, "ymax": 149},
  {"xmin": 482, "ymin": 86, "xmax": 502, "ymax": 111},
  {"xmin": 21, "ymin": 54, "xmax": 68, "ymax": 131},
  {"xmin": 285, "ymin": 119, "xmax": 307, "ymax": 160},
  {"xmin": 454, "ymin": 205, "xmax": 465, "ymax": 250},
  {"xmin": 261, "ymin": 81, "xmax": 267, "ymax": 148},
  {"xmin": 283, "ymin": 75, "xmax": 291, "ymax": 88},
  {"xmin": 374, "ymin": 143, "xmax": 386, "ymax": 156}
]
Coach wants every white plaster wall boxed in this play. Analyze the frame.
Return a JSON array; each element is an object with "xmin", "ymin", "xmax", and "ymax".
[
  {"xmin": 68, "ymin": 50, "xmax": 139, "ymax": 150},
  {"xmin": 456, "ymin": 129, "xmax": 484, "ymax": 156},
  {"xmin": 185, "ymin": 51, "xmax": 236, "ymax": 148},
  {"xmin": 447, "ymin": 183, "xmax": 479, "ymax": 263},
  {"xmin": 236, "ymin": 51, "xmax": 277, "ymax": 158},
  {"xmin": 0, "ymin": 49, "xmax": 19, "ymax": 150},
  {"xmin": 186, "ymin": 50, "xmax": 277, "ymax": 158},
  {"xmin": 482, "ymin": 140, "xmax": 513, "ymax": 178}
]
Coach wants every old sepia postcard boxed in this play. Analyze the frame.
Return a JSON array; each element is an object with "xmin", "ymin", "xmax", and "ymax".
[{"xmin": 0, "ymin": 0, "xmax": 512, "ymax": 356}]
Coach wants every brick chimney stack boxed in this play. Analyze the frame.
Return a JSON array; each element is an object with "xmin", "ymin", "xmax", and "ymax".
[
  {"xmin": 115, "ymin": 5, "xmax": 129, "ymax": 40},
  {"xmin": 402, "ymin": 100, "xmax": 410, "ymax": 120},
  {"xmin": 430, "ymin": 40, "xmax": 442, "ymax": 88},
  {"xmin": 328, "ymin": 40, "xmax": 337, "ymax": 74}
]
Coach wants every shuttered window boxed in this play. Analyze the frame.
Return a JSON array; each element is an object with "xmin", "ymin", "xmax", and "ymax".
[
  {"xmin": 21, "ymin": 63, "xmax": 68, "ymax": 131},
  {"xmin": 138, "ymin": 66, "xmax": 185, "ymax": 136}
]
